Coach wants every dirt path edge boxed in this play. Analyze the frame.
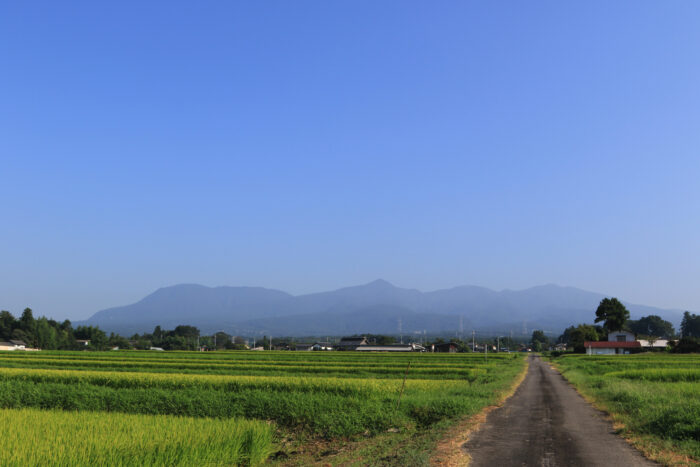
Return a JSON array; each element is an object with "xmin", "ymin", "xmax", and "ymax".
[{"xmin": 430, "ymin": 356, "xmax": 531, "ymax": 467}]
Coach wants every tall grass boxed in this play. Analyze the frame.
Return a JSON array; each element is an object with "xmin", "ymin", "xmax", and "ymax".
[
  {"xmin": 0, "ymin": 407, "xmax": 274, "ymax": 466},
  {"xmin": 552, "ymin": 354, "xmax": 700, "ymax": 463},
  {"xmin": 0, "ymin": 353, "xmax": 525, "ymax": 438},
  {"xmin": 0, "ymin": 351, "xmax": 517, "ymax": 379}
]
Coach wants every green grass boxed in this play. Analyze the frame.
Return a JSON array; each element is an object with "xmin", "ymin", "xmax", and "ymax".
[
  {"xmin": 551, "ymin": 353, "xmax": 700, "ymax": 465},
  {"xmin": 0, "ymin": 350, "xmax": 526, "ymax": 464},
  {"xmin": 0, "ymin": 407, "xmax": 274, "ymax": 466}
]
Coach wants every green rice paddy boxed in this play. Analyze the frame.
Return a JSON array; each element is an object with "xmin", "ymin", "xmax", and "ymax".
[
  {"xmin": 0, "ymin": 350, "xmax": 526, "ymax": 465},
  {"xmin": 551, "ymin": 353, "xmax": 700, "ymax": 465}
]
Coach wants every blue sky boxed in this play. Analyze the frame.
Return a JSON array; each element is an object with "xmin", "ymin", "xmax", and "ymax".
[{"xmin": 2, "ymin": 1, "xmax": 699, "ymax": 320}]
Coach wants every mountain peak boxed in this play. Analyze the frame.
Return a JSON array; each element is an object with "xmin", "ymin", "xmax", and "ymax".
[{"xmin": 365, "ymin": 279, "xmax": 396, "ymax": 288}]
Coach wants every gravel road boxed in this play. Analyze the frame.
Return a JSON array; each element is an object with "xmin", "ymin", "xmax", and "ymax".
[{"xmin": 463, "ymin": 354, "xmax": 657, "ymax": 466}]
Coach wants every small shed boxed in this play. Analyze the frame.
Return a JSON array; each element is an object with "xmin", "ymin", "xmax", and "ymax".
[
  {"xmin": 294, "ymin": 343, "xmax": 314, "ymax": 351},
  {"xmin": 432, "ymin": 342, "xmax": 458, "ymax": 353},
  {"xmin": 585, "ymin": 341, "xmax": 641, "ymax": 355},
  {"xmin": 336, "ymin": 336, "xmax": 368, "ymax": 351},
  {"xmin": 637, "ymin": 339, "xmax": 669, "ymax": 349},
  {"xmin": 0, "ymin": 341, "xmax": 16, "ymax": 351},
  {"xmin": 607, "ymin": 331, "xmax": 636, "ymax": 342},
  {"xmin": 312, "ymin": 342, "xmax": 333, "ymax": 351},
  {"xmin": 355, "ymin": 343, "xmax": 425, "ymax": 352}
]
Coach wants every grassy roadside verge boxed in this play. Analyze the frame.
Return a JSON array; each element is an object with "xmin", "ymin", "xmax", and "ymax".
[
  {"xmin": 429, "ymin": 353, "xmax": 531, "ymax": 466},
  {"xmin": 548, "ymin": 354, "xmax": 700, "ymax": 466},
  {"xmin": 274, "ymin": 354, "xmax": 528, "ymax": 466}
]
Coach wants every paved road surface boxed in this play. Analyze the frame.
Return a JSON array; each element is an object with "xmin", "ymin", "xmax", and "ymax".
[{"xmin": 463, "ymin": 355, "xmax": 657, "ymax": 466}]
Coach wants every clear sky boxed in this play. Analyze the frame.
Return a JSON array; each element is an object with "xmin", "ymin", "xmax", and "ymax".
[{"xmin": 2, "ymin": 1, "xmax": 699, "ymax": 321}]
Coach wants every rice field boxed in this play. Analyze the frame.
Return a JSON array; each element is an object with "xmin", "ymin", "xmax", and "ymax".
[
  {"xmin": 0, "ymin": 350, "xmax": 526, "ymax": 465},
  {"xmin": 551, "ymin": 354, "xmax": 700, "ymax": 465}
]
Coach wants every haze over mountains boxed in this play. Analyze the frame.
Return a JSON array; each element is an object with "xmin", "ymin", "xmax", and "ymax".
[{"xmin": 80, "ymin": 280, "xmax": 686, "ymax": 337}]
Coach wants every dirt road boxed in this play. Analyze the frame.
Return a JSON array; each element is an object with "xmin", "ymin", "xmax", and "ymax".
[{"xmin": 463, "ymin": 355, "xmax": 657, "ymax": 466}]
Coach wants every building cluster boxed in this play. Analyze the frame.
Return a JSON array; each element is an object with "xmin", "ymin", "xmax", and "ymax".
[
  {"xmin": 0, "ymin": 340, "xmax": 38, "ymax": 351},
  {"xmin": 289, "ymin": 336, "xmax": 457, "ymax": 352},
  {"xmin": 584, "ymin": 331, "xmax": 670, "ymax": 355}
]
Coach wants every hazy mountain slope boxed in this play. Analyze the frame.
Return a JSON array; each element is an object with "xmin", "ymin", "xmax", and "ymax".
[
  {"xmin": 80, "ymin": 280, "xmax": 686, "ymax": 336},
  {"xmin": 85, "ymin": 284, "xmax": 295, "ymax": 336},
  {"xmin": 235, "ymin": 305, "xmax": 461, "ymax": 336}
]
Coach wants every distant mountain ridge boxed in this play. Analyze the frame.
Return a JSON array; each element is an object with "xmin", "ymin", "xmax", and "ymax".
[{"xmin": 80, "ymin": 280, "xmax": 686, "ymax": 337}]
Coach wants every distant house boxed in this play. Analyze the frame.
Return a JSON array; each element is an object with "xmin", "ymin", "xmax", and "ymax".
[
  {"xmin": 149, "ymin": 346, "xmax": 164, "ymax": 351},
  {"xmin": 554, "ymin": 343, "xmax": 567, "ymax": 352},
  {"xmin": 355, "ymin": 343, "xmax": 425, "ymax": 352},
  {"xmin": 336, "ymin": 336, "xmax": 369, "ymax": 351},
  {"xmin": 608, "ymin": 331, "xmax": 636, "ymax": 342},
  {"xmin": 637, "ymin": 339, "xmax": 669, "ymax": 349},
  {"xmin": 312, "ymin": 342, "xmax": 333, "ymax": 351},
  {"xmin": 585, "ymin": 330, "xmax": 642, "ymax": 355},
  {"xmin": 584, "ymin": 341, "xmax": 641, "ymax": 355},
  {"xmin": 76, "ymin": 339, "xmax": 90, "ymax": 346},
  {"xmin": 294, "ymin": 343, "xmax": 314, "ymax": 351},
  {"xmin": 0, "ymin": 340, "xmax": 27, "ymax": 351},
  {"xmin": 432, "ymin": 342, "xmax": 458, "ymax": 353}
]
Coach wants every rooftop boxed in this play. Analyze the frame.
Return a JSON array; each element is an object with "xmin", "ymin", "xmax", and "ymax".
[{"xmin": 584, "ymin": 341, "xmax": 641, "ymax": 348}]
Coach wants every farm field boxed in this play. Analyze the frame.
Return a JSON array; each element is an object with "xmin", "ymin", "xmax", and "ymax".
[
  {"xmin": 550, "ymin": 353, "xmax": 700, "ymax": 466},
  {"xmin": 0, "ymin": 350, "xmax": 526, "ymax": 465}
]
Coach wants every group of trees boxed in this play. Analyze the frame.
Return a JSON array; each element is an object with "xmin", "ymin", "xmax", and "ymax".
[
  {"xmin": 530, "ymin": 330, "xmax": 549, "ymax": 351},
  {"xmin": 555, "ymin": 298, "xmax": 699, "ymax": 353},
  {"xmin": 680, "ymin": 311, "xmax": 700, "ymax": 337},
  {"xmin": 0, "ymin": 308, "xmax": 122, "ymax": 350},
  {"xmin": 130, "ymin": 326, "xmax": 247, "ymax": 350}
]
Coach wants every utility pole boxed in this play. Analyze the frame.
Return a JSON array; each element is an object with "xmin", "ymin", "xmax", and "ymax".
[
  {"xmin": 472, "ymin": 330, "xmax": 475, "ymax": 352},
  {"xmin": 485, "ymin": 337, "xmax": 488, "ymax": 362},
  {"xmin": 269, "ymin": 335, "xmax": 272, "ymax": 351},
  {"xmin": 497, "ymin": 336, "xmax": 500, "ymax": 352},
  {"xmin": 398, "ymin": 318, "xmax": 403, "ymax": 344}
]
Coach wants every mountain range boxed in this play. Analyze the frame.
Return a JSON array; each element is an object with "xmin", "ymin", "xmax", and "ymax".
[{"xmin": 79, "ymin": 280, "xmax": 686, "ymax": 337}]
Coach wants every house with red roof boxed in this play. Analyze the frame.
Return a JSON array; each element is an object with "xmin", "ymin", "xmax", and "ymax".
[{"xmin": 585, "ymin": 330, "xmax": 641, "ymax": 355}]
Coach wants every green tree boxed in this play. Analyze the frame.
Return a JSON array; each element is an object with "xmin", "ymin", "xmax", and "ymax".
[
  {"xmin": 531, "ymin": 330, "xmax": 549, "ymax": 352},
  {"xmin": 16, "ymin": 308, "xmax": 37, "ymax": 347},
  {"xmin": 34, "ymin": 318, "xmax": 57, "ymax": 350},
  {"xmin": 680, "ymin": 311, "xmax": 700, "ymax": 338},
  {"xmin": 627, "ymin": 315, "xmax": 675, "ymax": 338},
  {"xmin": 0, "ymin": 311, "xmax": 16, "ymax": 338},
  {"xmin": 74, "ymin": 325, "xmax": 108, "ymax": 350},
  {"xmin": 173, "ymin": 325, "xmax": 200, "ymax": 339},
  {"xmin": 107, "ymin": 333, "xmax": 131, "ymax": 349},
  {"xmin": 594, "ymin": 298, "xmax": 629, "ymax": 333},
  {"xmin": 568, "ymin": 324, "xmax": 599, "ymax": 353},
  {"xmin": 671, "ymin": 336, "xmax": 700, "ymax": 353}
]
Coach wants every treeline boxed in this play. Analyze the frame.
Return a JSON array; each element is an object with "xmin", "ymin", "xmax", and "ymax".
[
  {"xmin": 0, "ymin": 309, "xmax": 250, "ymax": 352},
  {"xmin": 130, "ymin": 326, "xmax": 247, "ymax": 351},
  {"xmin": 0, "ymin": 308, "xmax": 128, "ymax": 350},
  {"xmin": 556, "ymin": 301, "xmax": 700, "ymax": 353}
]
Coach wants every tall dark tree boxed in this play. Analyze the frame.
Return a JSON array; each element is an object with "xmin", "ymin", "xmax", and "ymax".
[
  {"xmin": 680, "ymin": 311, "xmax": 700, "ymax": 338},
  {"xmin": 19, "ymin": 308, "xmax": 35, "ymax": 332},
  {"xmin": 594, "ymin": 298, "xmax": 629, "ymax": 333},
  {"xmin": 627, "ymin": 315, "xmax": 675, "ymax": 338},
  {"xmin": 0, "ymin": 311, "xmax": 16, "ymax": 338},
  {"xmin": 568, "ymin": 324, "xmax": 599, "ymax": 353},
  {"xmin": 531, "ymin": 330, "xmax": 549, "ymax": 351}
]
